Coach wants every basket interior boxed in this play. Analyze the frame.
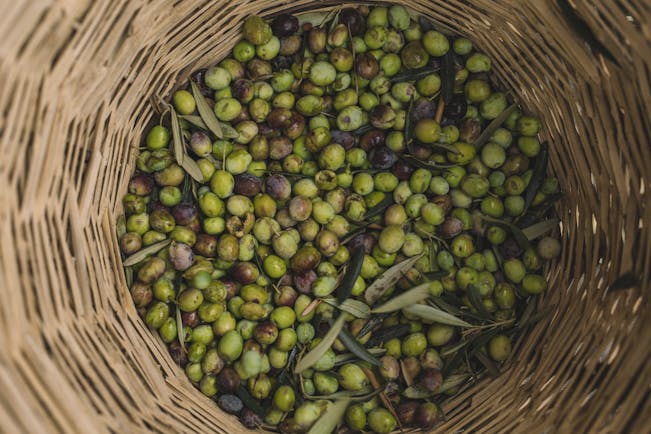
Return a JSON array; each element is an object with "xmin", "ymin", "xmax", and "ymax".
[{"xmin": 0, "ymin": 0, "xmax": 650, "ymax": 433}]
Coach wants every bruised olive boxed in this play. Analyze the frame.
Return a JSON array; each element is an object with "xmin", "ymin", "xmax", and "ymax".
[
  {"xmin": 340, "ymin": 8, "xmax": 365, "ymax": 35},
  {"xmin": 269, "ymin": 136, "xmax": 293, "ymax": 160},
  {"xmin": 414, "ymin": 402, "xmax": 440, "ymax": 430},
  {"xmin": 370, "ymin": 104, "xmax": 396, "ymax": 129},
  {"xmin": 129, "ymin": 173, "xmax": 154, "ymax": 196},
  {"xmin": 234, "ymin": 173, "xmax": 262, "ymax": 197},
  {"xmin": 271, "ymin": 13, "xmax": 298, "ymax": 37},
  {"xmin": 290, "ymin": 245, "xmax": 321, "ymax": 273},
  {"xmin": 369, "ymin": 146, "xmax": 398, "ymax": 169},
  {"xmin": 398, "ymin": 401, "xmax": 419, "ymax": 425},
  {"xmin": 265, "ymin": 174, "xmax": 292, "ymax": 201},
  {"xmin": 356, "ymin": 52, "xmax": 380, "ymax": 80}
]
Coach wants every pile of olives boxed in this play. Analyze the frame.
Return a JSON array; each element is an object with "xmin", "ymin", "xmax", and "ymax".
[{"xmin": 119, "ymin": 5, "xmax": 562, "ymax": 433}]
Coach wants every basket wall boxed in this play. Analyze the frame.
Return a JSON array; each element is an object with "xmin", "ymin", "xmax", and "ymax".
[{"xmin": 0, "ymin": 0, "xmax": 649, "ymax": 433}]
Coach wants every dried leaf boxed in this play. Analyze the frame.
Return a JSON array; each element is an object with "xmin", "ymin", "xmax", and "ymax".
[
  {"xmin": 338, "ymin": 329, "xmax": 381, "ymax": 366},
  {"xmin": 364, "ymin": 255, "xmax": 422, "ymax": 305},
  {"xmin": 191, "ymin": 81, "xmax": 223, "ymax": 139},
  {"xmin": 607, "ymin": 272, "xmax": 642, "ymax": 292},
  {"xmin": 122, "ymin": 239, "xmax": 171, "ymax": 266},
  {"xmin": 323, "ymin": 298, "xmax": 370, "ymax": 319},
  {"xmin": 475, "ymin": 352, "xmax": 500, "ymax": 377},
  {"xmin": 372, "ymin": 283, "xmax": 431, "ymax": 314},
  {"xmin": 473, "ymin": 104, "xmax": 518, "ymax": 149},
  {"xmin": 116, "ymin": 215, "xmax": 126, "ymax": 238},
  {"xmin": 516, "ymin": 303, "xmax": 556, "ymax": 329},
  {"xmin": 306, "ymin": 399, "xmax": 351, "ymax": 434},
  {"xmin": 521, "ymin": 219, "xmax": 559, "ymax": 240},
  {"xmin": 356, "ymin": 313, "xmax": 389, "ymax": 339},
  {"xmin": 402, "ymin": 304, "xmax": 473, "ymax": 328},
  {"xmin": 522, "ymin": 143, "xmax": 548, "ymax": 214},
  {"xmin": 295, "ymin": 315, "xmax": 347, "ymax": 373},
  {"xmin": 400, "ymin": 360, "xmax": 415, "ymax": 387},
  {"xmin": 337, "ymin": 247, "xmax": 365, "ymax": 303},
  {"xmin": 170, "ymin": 107, "xmax": 184, "ymax": 165}
]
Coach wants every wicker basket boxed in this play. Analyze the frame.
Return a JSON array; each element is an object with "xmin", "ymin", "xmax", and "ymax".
[{"xmin": 1, "ymin": 0, "xmax": 649, "ymax": 432}]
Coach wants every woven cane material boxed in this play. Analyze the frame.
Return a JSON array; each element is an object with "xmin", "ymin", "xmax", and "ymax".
[{"xmin": 0, "ymin": 1, "xmax": 649, "ymax": 433}]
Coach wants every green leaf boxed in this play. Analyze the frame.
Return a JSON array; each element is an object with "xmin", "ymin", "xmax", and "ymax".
[
  {"xmin": 390, "ymin": 67, "xmax": 439, "ymax": 84},
  {"xmin": 522, "ymin": 143, "xmax": 548, "ymax": 214},
  {"xmin": 179, "ymin": 114, "xmax": 207, "ymax": 130},
  {"xmin": 440, "ymin": 50, "xmax": 455, "ymax": 103},
  {"xmin": 335, "ymin": 348, "xmax": 386, "ymax": 366},
  {"xmin": 175, "ymin": 307, "xmax": 185, "ymax": 352},
  {"xmin": 480, "ymin": 215, "xmax": 531, "ymax": 251},
  {"xmin": 607, "ymin": 272, "xmax": 642, "ymax": 292},
  {"xmin": 557, "ymin": 0, "xmax": 619, "ymax": 66},
  {"xmin": 116, "ymin": 215, "xmax": 126, "ymax": 239},
  {"xmin": 402, "ymin": 374, "xmax": 470, "ymax": 398},
  {"xmin": 400, "ymin": 155, "xmax": 457, "ymax": 170},
  {"xmin": 405, "ymin": 96, "xmax": 416, "ymax": 155},
  {"xmin": 306, "ymin": 399, "xmax": 351, "ymax": 434},
  {"xmin": 170, "ymin": 107, "xmax": 184, "ymax": 165},
  {"xmin": 181, "ymin": 115, "xmax": 239, "ymax": 138},
  {"xmin": 372, "ymin": 283, "xmax": 431, "ymax": 314},
  {"xmin": 124, "ymin": 267, "xmax": 133, "ymax": 287},
  {"xmin": 122, "ymin": 239, "xmax": 171, "ymax": 266},
  {"xmin": 521, "ymin": 219, "xmax": 559, "ymax": 240},
  {"xmin": 467, "ymin": 284, "xmax": 491, "ymax": 320},
  {"xmin": 356, "ymin": 313, "xmax": 389, "ymax": 339},
  {"xmin": 336, "ymin": 247, "xmax": 365, "ymax": 303},
  {"xmin": 323, "ymin": 298, "xmax": 370, "ymax": 319},
  {"xmin": 402, "ymin": 304, "xmax": 473, "ymax": 327},
  {"xmin": 338, "ymin": 329, "xmax": 381, "ymax": 366},
  {"xmin": 237, "ymin": 386, "xmax": 265, "ymax": 416},
  {"xmin": 364, "ymin": 255, "xmax": 422, "ymax": 305},
  {"xmin": 305, "ymin": 387, "xmax": 375, "ymax": 401},
  {"xmin": 295, "ymin": 315, "xmax": 347, "ymax": 373},
  {"xmin": 431, "ymin": 142, "xmax": 461, "ymax": 154},
  {"xmin": 423, "ymin": 270, "xmax": 449, "ymax": 281},
  {"xmin": 190, "ymin": 81, "xmax": 223, "ymax": 139},
  {"xmin": 180, "ymin": 157, "xmax": 204, "ymax": 182},
  {"xmin": 475, "ymin": 352, "xmax": 500, "ymax": 377},
  {"xmin": 473, "ymin": 104, "xmax": 518, "ymax": 149},
  {"xmin": 363, "ymin": 194, "xmax": 394, "ymax": 221}
]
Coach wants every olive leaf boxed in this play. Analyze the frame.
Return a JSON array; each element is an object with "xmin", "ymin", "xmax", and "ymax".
[
  {"xmin": 351, "ymin": 124, "xmax": 374, "ymax": 136},
  {"xmin": 372, "ymin": 282, "xmax": 431, "ymax": 313},
  {"xmin": 521, "ymin": 218, "xmax": 559, "ymax": 240},
  {"xmin": 304, "ymin": 387, "xmax": 375, "ymax": 401},
  {"xmin": 479, "ymin": 215, "xmax": 531, "ymax": 251},
  {"xmin": 431, "ymin": 142, "xmax": 461, "ymax": 154},
  {"xmin": 557, "ymin": 0, "xmax": 619, "ymax": 66},
  {"xmin": 423, "ymin": 270, "xmax": 449, "ymax": 281},
  {"xmin": 181, "ymin": 158, "xmax": 204, "ymax": 183},
  {"xmin": 180, "ymin": 115, "xmax": 239, "ymax": 138},
  {"xmin": 122, "ymin": 239, "xmax": 171, "ymax": 266},
  {"xmin": 338, "ymin": 329, "xmax": 381, "ymax": 366},
  {"xmin": 517, "ymin": 192, "xmax": 563, "ymax": 228},
  {"xmin": 306, "ymin": 398, "xmax": 351, "ymax": 434},
  {"xmin": 402, "ymin": 304, "xmax": 473, "ymax": 328},
  {"xmin": 364, "ymin": 255, "xmax": 423, "ymax": 305},
  {"xmin": 335, "ymin": 348, "xmax": 386, "ymax": 366},
  {"xmin": 237, "ymin": 386, "xmax": 266, "ymax": 416},
  {"xmin": 116, "ymin": 215, "xmax": 127, "ymax": 239},
  {"xmin": 356, "ymin": 313, "xmax": 389, "ymax": 339},
  {"xmin": 473, "ymin": 104, "xmax": 518, "ymax": 149},
  {"xmin": 440, "ymin": 49, "xmax": 455, "ymax": 103},
  {"xmin": 522, "ymin": 143, "xmax": 548, "ymax": 215},
  {"xmin": 175, "ymin": 307, "xmax": 185, "ymax": 353},
  {"xmin": 467, "ymin": 284, "xmax": 491, "ymax": 320},
  {"xmin": 405, "ymin": 96, "xmax": 416, "ymax": 155},
  {"xmin": 190, "ymin": 81, "xmax": 223, "ymax": 139},
  {"xmin": 365, "ymin": 324, "xmax": 411, "ymax": 348},
  {"xmin": 336, "ymin": 246, "xmax": 365, "ymax": 303},
  {"xmin": 124, "ymin": 267, "xmax": 133, "ymax": 287},
  {"xmin": 516, "ymin": 303, "xmax": 556, "ymax": 330},
  {"xmin": 323, "ymin": 298, "xmax": 370, "ymax": 319},
  {"xmin": 400, "ymin": 155, "xmax": 457, "ymax": 170},
  {"xmin": 475, "ymin": 351, "xmax": 500, "ymax": 377},
  {"xmin": 391, "ymin": 67, "xmax": 439, "ymax": 84},
  {"xmin": 402, "ymin": 374, "xmax": 470, "ymax": 398},
  {"xmin": 607, "ymin": 272, "xmax": 642, "ymax": 292},
  {"xmin": 294, "ymin": 314, "xmax": 346, "ymax": 373},
  {"xmin": 170, "ymin": 107, "xmax": 184, "ymax": 165},
  {"xmin": 363, "ymin": 194, "xmax": 394, "ymax": 221}
]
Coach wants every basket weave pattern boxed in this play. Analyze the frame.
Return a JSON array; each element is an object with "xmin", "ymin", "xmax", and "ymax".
[{"xmin": 0, "ymin": 0, "xmax": 649, "ymax": 432}]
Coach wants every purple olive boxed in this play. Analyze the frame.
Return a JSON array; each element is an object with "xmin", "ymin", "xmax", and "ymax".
[
  {"xmin": 369, "ymin": 146, "xmax": 398, "ymax": 170},
  {"xmin": 234, "ymin": 173, "xmax": 262, "ymax": 197},
  {"xmin": 172, "ymin": 203, "xmax": 198, "ymax": 226},
  {"xmin": 294, "ymin": 270, "xmax": 317, "ymax": 294},
  {"xmin": 271, "ymin": 13, "xmax": 299, "ymax": 36},
  {"xmin": 339, "ymin": 8, "xmax": 365, "ymax": 35}
]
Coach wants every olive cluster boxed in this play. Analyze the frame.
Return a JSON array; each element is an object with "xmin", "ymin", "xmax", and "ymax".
[{"xmin": 120, "ymin": 4, "xmax": 562, "ymax": 434}]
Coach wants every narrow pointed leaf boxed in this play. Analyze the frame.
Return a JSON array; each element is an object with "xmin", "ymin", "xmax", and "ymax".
[
  {"xmin": 122, "ymin": 239, "xmax": 171, "ymax": 266},
  {"xmin": 175, "ymin": 307, "xmax": 185, "ymax": 352},
  {"xmin": 180, "ymin": 114, "xmax": 207, "ymax": 130},
  {"xmin": 516, "ymin": 304, "xmax": 556, "ymax": 330},
  {"xmin": 365, "ymin": 255, "xmax": 422, "ymax": 305},
  {"xmin": 305, "ymin": 387, "xmax": 374, "ymax": 400},
  {"xmin": 431, "ymin": 142, "xmax": 461, "ymax": 154},
  {"xmin": 402, "ymin": 304, "xmax": 473, "ymax": 327},
  {"xmin": 467, "ymin": 284, "xmax": 491, "ymax": 320},
  {"xmin": 473, "ymin": 104, "xmax": 518, "ymax": 149},
  {"xmin": 191, "ymin": 81, "xmax": 223, "ymax": 138},
  {"xmin": 401, "ymin": 154, "xmax": 457, "ymax": 170},
  {"xmin": 295, "ymin": 315, "xmax": 346, "ymax": 373},
  {"xmin": 116, "ymin": 215, "xmax": 126, "ymax": 238},
  {"xmin": 372, "ymin": 283, "xmax": 431, "ymax": 313},
  {"xmin": 323, "ymin": 298, "xmax": 370, "ymax": 319},
  {"xmin": 441, "ymin": 49, "xmax": 455, "ymax": 102},
  {"xmin": 424, "ymin": 270, "xmax": 449, "ymax": 281},
  {"xmin": 356, "ymin": 313, "xmax": 389, "ymax": 338},
  {"xmin": 522, "ymin": 143, "xmax": 548, "ymax": 214},
  {"xmin": 521, "ymin": 218, "xmax": 559, "ymax": 240},
  {"xmin": 336, "ymin": 247, "xmax": 365, "ymax": 303},
  {"xmin": 170, "ymin": 108, "xmax": 184, "ymax": 164},
  {"xmin": 480, "ymin": 215, "xmax": 531, "ymax": 251},
  {"xmin": 365, "ymin": 324, "xmax": 411, "ymax": 348},
  {"xmin": 405, "ymin": 96, "xmax": 416, "ymax": 155},
  {"xmin": 237, "ymin": 386, "xmax": 265, "ymax": 416},
  {"xmin": 391, "ymin": 67, "xmax": 439, "ymax": 84},
  {"xmin": 181, "ymin": 157, "xmax": 204, "ymax": 182},
  {"xmin": 475, "ymin": 351, "xmax": 500, "ymax": 377},
  {"xmin": 363, "ymin": 194, "xmax": 394, "ymax": 221},
  {"xmin": 335, "ymin": 348, "xmax": 386, "ymax": 366},
  {"xmin": 306, "ymin": 399, "xmax": 351, "ymax": 434},
  {"xmin": 402, "ymin": 374, "xmax": 470, "ymax": 398},
  {"xmin": 339, "ymin": 329, "xmax": 381, "ymax": 366}
]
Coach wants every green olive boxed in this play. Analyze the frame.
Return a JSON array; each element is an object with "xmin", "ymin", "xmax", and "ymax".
[
  {"xmin": 368, "ymin": 408, "xmax": 397, "ymax": 434},
  {"xmin": 488, "ymin": 334, "xmax": 511, "ymax": 362},
  {"xmin": 217, "ymin": 330, "xmax": 243, "ymax": 362}
]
